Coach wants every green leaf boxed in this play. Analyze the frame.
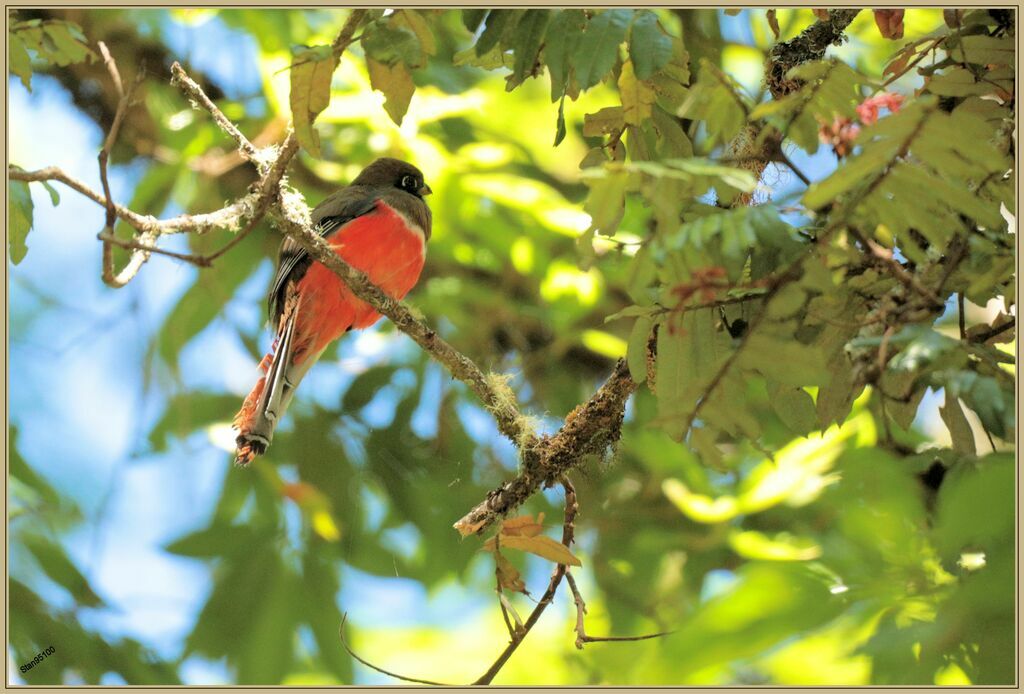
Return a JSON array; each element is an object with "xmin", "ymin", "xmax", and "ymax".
[
  {"xmin": 13, "ymin": 20, "xmax": 95, "ymax": 71},
  {"xmin": 362, "ymin": 22, "xmax": 422, "ymax": 67},
  {"xmin": 149, "ymin": 392, "xmax": 242, "ymax": 451},
  {"xmin": 574, "ymin": 9, "xmax": 632, "ymax": 91},
  {"xmin": 626, "ymin": 316, "xmax": 654, "ymax": 383},
  {"xmin": 461, "ymin": 9, "xmax": 489, "ymax": 33},
  {"xmin": 553, "ymin": 96, "xmax": 567, "ymax": 146},
  {"xmin": 453, "ymin": 45, "xmax": 513, "ymax": 70},
  {"xmin": 742, "ymin": 331, "xmax": 828, "ymax": 388},
  {"xmin": 728, "ymin": 530, "xmax": 821, "ymax": 561},
  {"xmin": 768, "ymin": 383, "xmax": 817, "ymax": 435},
  {"xmin": 931, "ymin": 370, "xmax": 1012, "ymax": 439},
  {"xmin": 655, "ymin": 320, "xmax": 686, "ymax": 435},
  {"xmin": 9, "ymin": 427, "xmax": 63, "ymax": 510},
  {"xmin": 341, "ymin": 365, "xmax": 398, "ymax": 411},
  {"xmin": 475, "ymin": 10, "xmax": 521, "ymax": 56},
  {"xmin": 655, "ymin": 310, "xmax": 730, "ymax": 439},
  {"xmin": 158, "ymin": 236, "xmax": 263, "ymax": 368},
  {"xmin": 582, "ymin": 105, "xmax": 624, "ymax": 137},
  {"xmin": 582, "ymin": 169, "xmax": 627, "ymax": 236},
  {"xmin": 651, "ymin": 105, "xmax": 693, "ymax": 158},
  {"xmin": 42, "ymin": 23, "xmax": 93, "ymax": 65},
  {"xmin": 9, "ymin": 32, "xmax": 33, "ymax": 90},
  {"xmin": 957, "ymin": 34, "xmax": 1014, "ymax": 66},
  {"xmin": 934, "ymin": 453, "xmax": 1013, "ymax": 564},
  {"xmin": 23, "ymin": 534, "xmax": 104, "ymax": 607},
  {"xmin": 165, "ymin": 524, "xmax": 265, "ymax": 558},
  {"xmin": 301, "ymin": 554, "xmax": 352, "ymax": 682},
  {"xmin": 392, "ymin": 9, "xmax": 435, "ymax": 56},
  {"xmin": 641, "ymin": 563, "xmax": 843, "ymax": 681},
  {"xmin": 367, "ymin": 58, "xmax": 415, "ymax": 126},
  {"xmin": 802, "ymin": 142, "xmax": 894, "ymax": 210},
  {"xmin": 39, "ymin": 180, "xmax": 59, "ymax": 206},
  {"xmin": 629, "ymin": 10, "xmax": 672, "ymax": 80},
  {"xmin": 544, "ymin": 9, "xmax": 587, "ymax": 101},
  {"xmin": 927, "ymin": 67, "xmax": 989, "ymax": 97},
  {"xmin": 939, "ymin": 394, "xmax": 976, "ymax": 455},
  {"xmin": 507, "ymin": 9, "xmax": 551, "ymax": 90},
  {"xmin": 619, "ymin": 59, "xmax": 655, "ymax": 126},
  {"xmin": 237, "ymin": 557, "xmax": 298, "ymax": 684},
  {"xmin": 289, "ymin": 45, "xmax": 338, "ymax": 157},
  {"xmin": 8, "ymin": 180, "xmax": 33, "ymax": 265}
]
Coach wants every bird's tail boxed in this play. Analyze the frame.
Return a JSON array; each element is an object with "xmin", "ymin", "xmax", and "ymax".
[{"xmin": 233, "ymin": 296, "xmax": 306, "ymax": 466}]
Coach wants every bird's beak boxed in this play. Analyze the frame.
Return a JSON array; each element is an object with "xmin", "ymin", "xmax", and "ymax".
[{"xmin": 419, "ymin": 184, "xmax": 433, "ymax": 197}]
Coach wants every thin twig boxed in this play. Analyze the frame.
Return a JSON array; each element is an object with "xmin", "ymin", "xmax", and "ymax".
[
  {"xmin": 338, "ymin": 614, "xmax": 452, "ymax": 686},
  {"xmin": 473, "ymin": 479, "xmax": 578, "ymax": 685},
  {"xmin": 331, "ymin": 8, "xmax": 369, "ymax": 53},
  {"xmin": 879, "ymin": 37, "xmax": 944, "ymax": 90},
  {"xmin": 96, "ymin": 42, "xmax": 150, "ymax": 288},
  {"xmin": 847, "ymin": 227, "xmax": 944, "ymax": 309},
  {"xmin": 564, "ymin": 572, "xmax": 673, "ymax": 649},
  {"xmin": 773, "ymin": 146, "xmax": 811, "ymax": 186},
  {"xmin": 8, "ymin": 166, "xmax": 254, "ymax": 234},
  {"xmin": 971, "ymin": 317, "xmax": 1015, "ymax": 344},
  {"xmin": 170, "ymin": 61, "xmax": 260, "ymax": 165},
  {"xmin": 202, "ymin": 213, "xmax": 262, "ymax": 263},
  {"xmin": 97, "ymin": 232, "xmax": 212, "ymax": 267}
]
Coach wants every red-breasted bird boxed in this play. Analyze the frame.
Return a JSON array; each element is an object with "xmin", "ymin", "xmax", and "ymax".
[{"xmin": 233, "ymin": 157, "xmax": 432, "ymax": 465}]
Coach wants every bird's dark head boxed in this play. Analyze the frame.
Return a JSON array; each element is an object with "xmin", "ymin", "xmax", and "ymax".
[{"xmin": 353, "ymin": 157, "xmax": 432, "ymax": 199}]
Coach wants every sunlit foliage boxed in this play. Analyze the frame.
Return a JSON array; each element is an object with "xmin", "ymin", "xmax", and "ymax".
[{"xmin": 8, "ymin": 8, "xmax": 1015, "ymax": 685}]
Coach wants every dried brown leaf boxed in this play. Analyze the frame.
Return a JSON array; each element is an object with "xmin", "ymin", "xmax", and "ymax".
[
  {"xmin": 496, "ymin": 534, "xmax": 582, "ymax": 566},
  {"xmin": 495, "ymin": 552, "xmax": 527, "ymax": 593},
  {"xmin": 767, "ymin": 10, "xmax": 781, "ymax": 40}
]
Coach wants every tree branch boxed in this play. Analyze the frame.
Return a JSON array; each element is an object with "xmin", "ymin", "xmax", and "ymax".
[
  {"xmin": 766, "ymin": 9, "xmax": 862, "ymax": 98},
  {"xmin": 473, "ymin": 479, "xmax": 579, "ymax": 685},
  {"xmin": 847, "ymin": 226, "xmax": 945, "ymax": 309},
  {"xmin": 9, "ymin": 165, "xmax": 256, "ymax": 235},
  {"xmin": 971, "ymin": 317, "xmax": 1015, "ymax": 344},
  {"xmin": 170, "ymin": 61, "xmax": 260, "ymax": 166},
  {"xmin": 455, "ymin": 360, "xmax": 634, "ymax": 537},
  {"xmin": 338, "ymin": 614, "xmax": 453, "ymax": 686},
  {"xmin": 96, "ymin": 41, "xmax": 151, "ymax": 288}
]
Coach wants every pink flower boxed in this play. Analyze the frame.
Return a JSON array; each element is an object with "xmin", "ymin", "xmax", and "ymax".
[{"xmin": 856, "ymin": 92, "xmax": 905, "ymax": 125}]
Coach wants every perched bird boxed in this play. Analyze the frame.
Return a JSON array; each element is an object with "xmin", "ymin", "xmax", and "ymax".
[{"xmin": 233, "ymin": 157, "xmax": 432, "ymax": 465}]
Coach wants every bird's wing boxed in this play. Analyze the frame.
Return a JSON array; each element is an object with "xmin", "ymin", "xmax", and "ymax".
[{"xmin": 267, "ymin": 186, "xmax": 378, "ymax": 323}]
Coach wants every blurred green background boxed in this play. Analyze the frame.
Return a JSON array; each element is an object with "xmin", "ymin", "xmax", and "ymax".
[{"xmin": 8, "ymin": 8, "xmax": 1015, "ymax": 685}]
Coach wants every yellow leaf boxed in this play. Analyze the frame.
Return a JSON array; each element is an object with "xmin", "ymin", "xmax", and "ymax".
[
  {"xmin": 500, "ymin": 512, "xmax": 545, "ymax": 537},
  {"xmin": 495, "ymin": 534, "xmax": 582, "ymax": 566},
  {"xmin": 312, "ymin": 510, "xmax": 341, "ymax": 542},
  {"xmin": 289, "ymin": 46, "xmax": 339, "ymax": 157},
  {"xmin": 367, "ymin": 58, "xmax": 415, "ymax": 126},
  {"xmin": 495, "ymin": 552, "xmax": 527, "ymax": 593},
  {"xmin": 393, "ymin": 9, "xmax": 436, "ymax": 56},
  {"xmin": 619, "ymin": 60, "xmax": 655, "ymax": 126}
]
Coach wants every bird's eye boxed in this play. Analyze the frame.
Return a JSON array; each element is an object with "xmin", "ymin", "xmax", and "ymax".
[{"xmin": 401, "ymin": 175, "xmax": 416, "ymax": 190}]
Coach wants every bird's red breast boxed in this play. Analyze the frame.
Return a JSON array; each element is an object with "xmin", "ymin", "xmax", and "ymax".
[{"xmin": 289, "ymin": 198, "xmax": 426, "ymax": 365}]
